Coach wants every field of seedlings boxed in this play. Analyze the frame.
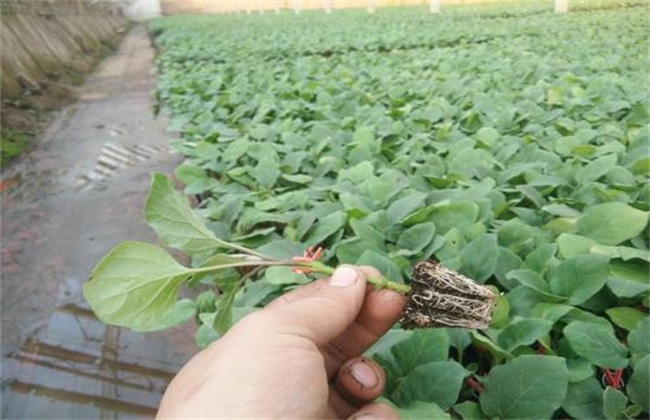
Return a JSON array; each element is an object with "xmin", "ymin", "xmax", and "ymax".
[{"xmin": 85, "ymin": 3, "xmax": 649, "ymax": 418}]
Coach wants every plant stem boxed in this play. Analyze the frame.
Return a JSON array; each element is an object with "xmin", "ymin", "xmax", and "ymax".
[
  {"xmin": 215, "ymin": 239, "xmax": 276, "ymax": 261},
  {"xmin": 189, "ymin": 259, "xmax": 289, "ymax": 274},
  {"xmin": 190, "ymin": 258, "xmax": 412, "ymax": 294}
]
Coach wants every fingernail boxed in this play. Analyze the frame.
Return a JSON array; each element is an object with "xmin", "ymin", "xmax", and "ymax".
[
  {"xmin": 330, "ymin": 265, "xmax": 358, "ymax": 287},
  {"xmin": 350, "ymin": 360, "xmax": 379, "ymax": 388}
]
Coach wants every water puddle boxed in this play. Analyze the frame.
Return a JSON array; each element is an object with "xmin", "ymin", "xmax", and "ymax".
[{"xmin": 1, "ymin": 303, "xmax": 194, "ymax": 419}]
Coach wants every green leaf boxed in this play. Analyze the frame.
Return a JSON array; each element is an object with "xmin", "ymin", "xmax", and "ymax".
[
  {"xmin": 523, "ymin": 243, "xmax": 557, "ymax": 275},
  {"xmin": 603, "ymin": 386, "xmax": 627, "ymax": 420},
  {"xmin": 562, "ymin": 378, "xmax": 605, "ymax": 420},
  {"xmin": 340, "ymin": 193, "xmax": 373, "ymax": 216},
  {"xmin": 453, "ymin": 401, "xmax": 487, "ymax": 419},
  {"xmin": 469, "ymin": 331, "xmax": 513, "ymax": 359},
  {"xmin": 460, "ymin": 234, "xmax": 499, "ymax": 283},
  {"xmin": 563, "ymin": 321, "xmax": 628, "ymax": 369},
  {"xmin": 591, "ymin": 244, "xmax": 650, "ymax": 262},
  {"xmin": 607, "ymin": 260, "xmax": 650, "ymax": 297},
  {"xmin": 549, "ymin": 254, "xmax": 609, "ymax": 305},
  {"xmin": 507, "ymin": 269, "xmax": 564, "ymax": 301},
  {"xmin": 83, "ymin": 242, "xmax": 192, "ymax": 332},
  {"xmin": 213, "ymin": 283, "xmax": 240, "ymax": 334},
  {"xmin": 628, "ymin": 318, "xmax": 650, "ymax": 356},
  {"xmin": 605, "ymin": 307, "xmax": 646, "ymax": 331},
  {"xmin": 339, "ymin": 161, "xmax": 374, "ymax": 184},
  {"xmin": 396, "ymin": 361, "xmax": 467, "ymax": 409},
  {"xmin": 476, "ymin": 127, "xmax": 499, "ymax": 148},
  {"xmin": 396, "ymin": 222, "xmax": 436, "ymax": 253},
  {"xmin": 567, "ymin": 357, "xmax": 596, "ymax": 383},
  {"xmin": 306, "ymin": 211, "xmax": 346, "ymax": 246},
  {"xmin": 576, "ymin": 154, "xmax": 617, "ymax": 184},
  {"xmin": 349, "ymin": 218, "xmax": 385, "ymax": 250},
  {"xmin": 532, "ymin": 302, "xmax": 575, "ymax": 323},
  {"xmin": 145, "ymin": 173, "xmax": 225, "ymax": 254},
  {"xmin": 365, "ymin": 329, "xmax": 413, "ymax": 358},
  {"xmin": 393, "ymin": 329, "xmax": 449, "ymax": 369},
  {"xmin": 576, "ymin": 203, "xmax": 649, "ymax": 246},
  {"xmin": 497, "ymin": 318, "xmax": 554, "ymax": 353},
  {"xmin": 627, "ymin": 354, "xmax": 650, "ymax": 413},
  {"xmin": 489, "ymin": 294, "xmax": 510, "ymax": 329},
  {"xmin": 281, "ymin": 173, "xmax": 313, "ymax": 184},
  {"xmin": 382, "ymin": 399, "xmax": 450, "ymax": 420},
  {"xmin": 356, "ymin": 249, "xmax": 401, "ymax": 281},
  {"xmin": 195, "ymin": 322, "xmax": 219, "ymax": 349},
  {"xmin": 387, "ymin": 193, "xmax": 428, "ymax": 224},
  {"xmin": 263, "ymin": 266, "xmax": 309, "ymax": 285},
  {"xmin": 250, "ymin": 156, "xmax": 280, "ymax": 188},
  {"xmin": 431, "ymin": 200, "xmax": 479, "ymax": 235},
  {"xmin": 480, "ymin": 355, "xmax": 569, "ymax": 419},
  {"xmin": 256, "ymin": 239, "xmax": 305, "ymax": 259},
  {"xmin": 146, "ymin": 299, "xmax": 196, "ymax": 331},
  {"xmin": 557, "ymin": 233, "xmax": 596, "ymax": 259}
]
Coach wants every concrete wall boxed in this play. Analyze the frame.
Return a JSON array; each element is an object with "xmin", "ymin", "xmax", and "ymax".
[
  {"xmin": 1, "ymin": 0, "xmax": 128, "ymax": 97},
  {"xmin": 161, "ymin": 0, "xmax": 506, "ymax": 14},
  {"xmin": 122, "ymin": 0, "xmax": 162, "ymax": 21}
]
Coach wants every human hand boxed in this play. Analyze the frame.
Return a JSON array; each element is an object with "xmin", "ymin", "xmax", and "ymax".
[{"xmin": 157, "ymin": 265, "xmax": 408, "ymax": 419}]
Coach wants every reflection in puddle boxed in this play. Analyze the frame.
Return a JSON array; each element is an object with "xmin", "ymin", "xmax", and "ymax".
[{"xmin": 2, "ymin": 303, "xmax": 193, "ymax": 418}]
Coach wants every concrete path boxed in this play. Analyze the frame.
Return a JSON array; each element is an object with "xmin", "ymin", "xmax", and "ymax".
[{"xmin": 1, "ymin": 25, "xmax": 195, "ymax": 418}]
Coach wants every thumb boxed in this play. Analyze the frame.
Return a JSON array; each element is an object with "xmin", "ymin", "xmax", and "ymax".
[{"xmin": 266, "ymin": 265, "xmax": 367, "ymax": 346}]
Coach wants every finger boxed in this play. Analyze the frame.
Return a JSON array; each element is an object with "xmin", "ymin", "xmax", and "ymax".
[
  {"xmin": 348, "ymin": 402, "xmax": 399, "ymax": 420},
  {"xmin": 323, "ymin": 266, "xmax": 407, "ymax": 377},
  {"xmin": 329, "ymin": 357, "xmax": 386, "ymax": 416},
  {"xmin": 264, "ymin": 265, "xmax": 368, "ymax": 346}
]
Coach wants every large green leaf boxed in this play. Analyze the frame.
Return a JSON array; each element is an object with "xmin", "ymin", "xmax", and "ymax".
[
  {"xmin": 628, "ymin": 318, "xmax": 650, "ymax": 356},
  {"xmin": 549, "ymin": 254, "xmax": 609, "ymax": 305},
  {"xmin": 386, "ymin": 192, "xmax": 428, "ymax": 224},
  {"xmin": 145, "ymin": 173, "xmax": 225, "ymax": 254},
  {"xmin": 453, "ymin": 401, "xmax": 487, "ymax": 419},
  {"xmin": 460, "ymin": 233, "xmax": 499, "ymax": 283},
  {"xmin": 382, "ymin": 399, "xmax": 450, "ymax": 420},
  {"xmin": 430, "ymin": 200, "xmax": 479, "ymax": 235},
  {"xmin": 83, "ymin": 242, "xmax": 192, "ymax": 331},
  {"xmin": 605, "ymin": 307, "xmax": 646, "ymax": 331},
  {"xmin": 497, "ymin": 318, "xmax": 554, "ymax": 353},
  {"xmin": 396, "ymin": 222, "xmax": 435, "ymax": 253},
  {"xmin": 627, "ymin": 354, "xmax": 650, "ymax": 413},
  {"xmin": 507, "ymin": 269, "xmax": 564, "ymax": 301},
  {"xmin": 576, "ymin": 203, "xmax": 649, "ymax": 246},
  {"xmin": 250, "ymin": 156, "xmax": 280, "ymax": 188},
  {"xmin": 385, "ymin": 329, "xmax": 450, "ymax": 376},
  {"xmin": 480, "ymin": 355, "xmax": 569, "ymax": 419},
  {"xmin": 603, "ymin": 387, "xmax": 627, "ymax": 420},
  {"xmin": 563, "ymin": 321, "xmax": 628, "ymax": 369},
  {"xmin": 606, "ymin": 260, "xmax": 650, "ymax": 298},
  {"xmin": 562, "ymin": 378, "xmax": 605, "ymax": 420},
  {"xmin": 575, "ymin": 154, "xmax": 617, "ymax": 184},
  {"xmin": 305, "ymin": 211, "xmax": 347, "ymax": 246},
  {"xmin": 395, "ymin": 361, "xmax": 467, "ymax": 409}
]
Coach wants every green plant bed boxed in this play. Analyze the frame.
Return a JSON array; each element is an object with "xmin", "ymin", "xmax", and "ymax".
[{"xmin": 88, "ymin": 4, "xmax": 649, "ymax": 418}]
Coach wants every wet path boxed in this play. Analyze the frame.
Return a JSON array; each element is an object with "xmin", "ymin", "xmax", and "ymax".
[{"xmin": 1, "ymin": 25, "xmax": 195, "ymax": 418}]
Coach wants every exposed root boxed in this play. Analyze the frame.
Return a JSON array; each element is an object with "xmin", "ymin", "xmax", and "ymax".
[{"xmin": 400, "ymin": 260, "xmax": 497, "ymax": 329}]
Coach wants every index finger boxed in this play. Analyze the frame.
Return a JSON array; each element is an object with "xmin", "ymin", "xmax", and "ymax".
[{"xmin": 322, "ymin": 266, "xmax": 407, "ymax": 378}]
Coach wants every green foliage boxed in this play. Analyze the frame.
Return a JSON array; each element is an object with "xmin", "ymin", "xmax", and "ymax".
[
  {"xmin": 87, "ymin": 3, "xmax": 650, "ymax": 418},
  {"xmin": 0, "ymin": 128, "xmax": 30, "ymax": 167},
  {"xmin": 480, "ymin": 355, "xmax": 569, "ymax": 419}
]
